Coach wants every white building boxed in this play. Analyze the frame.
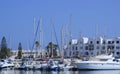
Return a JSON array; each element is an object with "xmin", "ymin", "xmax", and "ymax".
[
  {"xmin": 64, "ymin": 37, "xmax": 120, "ymax": 58},
  {"xmin": 64, "ymin": 39, "xmax": 78, "ymax": 58},
  {"xmin": 12, "ymin": 49, "xmax": 47, "ymax": 58}
]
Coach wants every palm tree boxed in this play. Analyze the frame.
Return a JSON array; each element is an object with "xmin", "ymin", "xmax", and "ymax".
[
  {"xmin": 46, "ymin": 42, "xmax": 58, "ymax": 58},
  {"xmin": 35, "ymin": 41, "xmax": 39, "ymax": 58}
]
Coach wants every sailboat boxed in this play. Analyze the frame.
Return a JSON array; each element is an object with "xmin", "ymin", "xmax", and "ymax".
[{"xmin": 60, "ymin": 25, "xmax": 74, "ymax": 71}]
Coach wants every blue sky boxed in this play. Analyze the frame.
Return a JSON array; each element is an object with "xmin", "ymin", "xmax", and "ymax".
[{"xmin": 0, "ymin": 0, "xmax": 120, "ymax": 50}]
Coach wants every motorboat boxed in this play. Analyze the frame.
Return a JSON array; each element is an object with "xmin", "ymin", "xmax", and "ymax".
[
  {"xmin": 0, "ymin": 60, "xmax": 14, "ymax": 69},
  {"xmin": 48, "ymin": 59, "xmax": 64, "ymax": 71},
  {"xmin": 33, "ymin": 61, "xmax": 48, "ymax": 70},
  {"xmin": 74, "ymin": 54, "xmax": 120, "ymax": 70}
]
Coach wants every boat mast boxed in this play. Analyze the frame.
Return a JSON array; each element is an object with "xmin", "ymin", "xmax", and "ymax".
[
  {"xmin": 50, "ymin": 19, "xmax": 53, "ymax": 58},
  {"xmin": 27, "ymin": 40, "xmax": 30, "ymax": 57},
  {"xmin": 33, "ymin": 17, "xmax": 36, "ymax": 58},
  {"xmin": 103, "ymin": 25, "xmax": 107, "ymax": 54},
  {"xmin": 61, "ymin": 25, "xmax": 64, "ymax": 59},
  {"xmin": 96, "ymin": 24, "xmax": 98, "ymax": 38},
  {"xmin": 69, "ymin": 15, "xmax": 72, "ymax": 58},
  {"xmin": 39, "ymin": 16, "xmax": 43, "ymax": 58},
  {"xmin": 34, "ymin": 17, "xmax": 36, "ymax": 37}
]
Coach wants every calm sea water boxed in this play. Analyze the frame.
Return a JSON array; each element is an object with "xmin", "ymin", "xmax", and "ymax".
[{"xmin": 0, "ymin": 70, "xmax": 120, "ymax": 74}]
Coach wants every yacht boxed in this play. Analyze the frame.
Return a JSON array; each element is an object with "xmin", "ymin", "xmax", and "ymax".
[
  {"xmin": 74, "ymin": 54, "xmax": 120, "ymax": 70},
  {"xmin": 0, "ymin": 60, "xmax": 14, "ymax": 69},
  {"xmin": 48, "ymin": 59, "xmax": 64, "ymax": 71}
]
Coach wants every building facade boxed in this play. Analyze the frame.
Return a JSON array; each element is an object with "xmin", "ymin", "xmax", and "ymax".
[
  {"xmin": 12, "ymin": 49, "xmax": 47, "ymax": 58},
  {"xmin": 64, "ymin": 37, "xmax": 120, "ymax": 58}
]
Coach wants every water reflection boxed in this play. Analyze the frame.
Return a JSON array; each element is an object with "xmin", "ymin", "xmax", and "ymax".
[
  {"xmin": 18, "ymin": 70, "xmax": 50, "ymax": 74},
  {"xmin": 78, "ymin": 70, "xmax": 120, "ymax": 74},
  {"xmin": 0, "ymin": 70, "xmax": 120, "ymax": 74}
]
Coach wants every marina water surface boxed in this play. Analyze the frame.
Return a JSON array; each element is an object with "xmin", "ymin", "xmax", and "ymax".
[{"xmin": 0, "ymin": 70, "xmax": 120, "ymax": 74}]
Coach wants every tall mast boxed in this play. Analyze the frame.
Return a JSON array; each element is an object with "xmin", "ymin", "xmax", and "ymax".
[
  {"xmin": 27, "ymin": 40, "xmax": 30, "ymax": 57},
  {"xmin": 69, "ymin": 15, "xmax": 72, "ymax": 58},
  {"xmin": 31, "ymin": 17, "xmax": 36, "ymax": 58},
  {"xmin": 103, "ymin": 25, "xmax": 107, "ymax": 54},
  {"xmin": 9, "ymin": 35, "xmax": 12, "ymax": 49},
  {"xmin": 34, "ymin": 17, "xmax": 36, "ymax": 36},
  {"xmin": 61, "ymin": 25, "xmax": 64, "ymax": 59},
  {"xmin": 51, "ymin": 19, "xmax": 53, "ymax": 58},
  {"xmin": 39, "ymin": 16, "xmax": 43, "ymax": 58},
  {"xmin": 69, "ymin": 15, "xmax": 72, "ymax": 39}
]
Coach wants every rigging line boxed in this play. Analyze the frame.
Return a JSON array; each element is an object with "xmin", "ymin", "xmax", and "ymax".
[
  {"xmin": 32, "ymin": 20, "xmax": 40, "ymax": 50},
  {"xmin": 52, "ymin": 23, "xmax": 60, "ymax": 50}
]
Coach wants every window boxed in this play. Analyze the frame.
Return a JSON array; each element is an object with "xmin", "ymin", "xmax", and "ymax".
[
  {"xmin": 117, "ymin": 52, "xmax": 119, "ymax": 55},
  {"xmin": 76, "ymin": 51, "xmax": 79, "ymax": 55},
  {"xmin": 107, "ymin": 46, "xmax": 111, "ymax": 49},
  {"xmin": 102, "ymin": 46, "xmax": 105, "ymax": 50},
  {"xmin": 97, "ymin": 41, "xmax": 99, "ymax": 44},
  {"xmin": 112, "ymin": 41, "xmax": 114, "ymax": 44},
  {"xmin": 80, "ymin": 46, "xmax": 83, "ymax": 49},
  {"xmin": 116, "ymin": 46, "xmax": 120, "ymax": 49},
  {"xmin": 116, "ymin": 41, "xmax": 119, "ymax": 44},
  {"xmin": 101, "ymin": 51, "xmax": 105, "ymax": 54},
  {"xmin": 76, "ymin": 47, "xmax": 78, "ymax": 50},
  {"xmin": 90, "ymin": 41, "xmax": 93, "ymax": 44},
  {"xmin": 112, "ymin": 46, "xmax": 114, "ymax": 49},
  {"xmin": 85, "ymin": 46, "xmax": 88, "ymax": 50},
  {"xmin": 85, "ymin": 52, "xmax": 89, "ymax": 55},
  {"xmin": 91, "ymin": 52, "xmax": 93, "ymax": 55},
  {"xmin": 69, "ymin": 51, "xmax": 71, "ymax": 56},
  {"xmin": 72, "ymin": 46, "xmax": 74, "ymax": 50},
  {"xmin": 89, "ymin": 45, "xmax": 94, "ymax": 50},
  {"xmin": 108, "ymin": 41, "xmax": 111, "ymax": 44},
  {"xmin": 96, "ymin": 46, "xmax": 99, "ymax": 49},
  {"xmin": 73, "ymin": 52, "xmax": 74, "ymax": 55}
]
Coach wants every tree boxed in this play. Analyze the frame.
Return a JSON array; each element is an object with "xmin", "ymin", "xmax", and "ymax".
[
  {"xmin": 35, "ymin": 41, "xmax": 39, "ymax": 47},
  {"xmin": 46, "ymin": 42, "xmax": 58, "ymax": 57},
  {"xmin": 17, "ymin": 42, "xmax": 22, "ymax": 59},
  {"xmin": 0, "ymin": 36, "xmax": 11, "ymax": 59},
  {"xmin": 35, "ymin": 41, "xmax": 39, "ymax": 57}
]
